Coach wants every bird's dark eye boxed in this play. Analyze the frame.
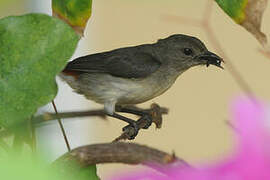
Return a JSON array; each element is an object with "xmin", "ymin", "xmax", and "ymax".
[{"xmin": 183, "ymin": 48, "xmax": 193, "ymax": 56}]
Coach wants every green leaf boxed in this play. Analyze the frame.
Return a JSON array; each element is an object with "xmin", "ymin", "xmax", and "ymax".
[
  {"xmin": 75, "ymin": 165, "xmax": 99, "ymax": 180},
  {"xmin": 53, "ymin": 159, "xmax": 99, "ymax": 180},
  {"xmin": 0, "ymin": 157, "xmax": 60, "ymax": 180},
  {"xmin": 52, "ymin": 0, "xmax": 92, "ymax": 36},
  {"xmin": 215, "ymin": 0, "xmax": 248, "ymax": 23},
  {"xmin": 0, "ymin": 155, "xmax": 86, "ymax": 180},
  {"xmin": 0, "ymin": 13, "xmax": 79, "ymax": 128},
  {"xmin": 215, "ymin": 0, "xmax": 268, "ymax": 46}
]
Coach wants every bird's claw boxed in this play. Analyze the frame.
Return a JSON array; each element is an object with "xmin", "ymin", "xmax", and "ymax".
[
  {"xmin": 122, "ymin": 122, "xmax": 139, "ymax": 140},
  {"xmin": 139, "ymin": 114, "xmax": 152, "ymax": 129}
]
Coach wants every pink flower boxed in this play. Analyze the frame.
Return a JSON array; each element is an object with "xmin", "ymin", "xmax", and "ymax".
[{"xmin": 111, "ymin": 97, "xmax": 270, "ymax": 180}]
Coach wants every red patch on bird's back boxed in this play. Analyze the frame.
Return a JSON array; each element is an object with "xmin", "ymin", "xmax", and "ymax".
[{"xmin": 62, "ymin": 69, "xmax": 80, "ymax": 79}]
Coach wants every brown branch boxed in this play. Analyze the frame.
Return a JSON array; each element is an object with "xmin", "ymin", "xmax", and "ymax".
[
  {"xmin": 34, "ymin": 104, "xmax": 168, "ymax": 141},
  {"xmin": 33, "ymin": 109, "xmax": 106, "ymax": 124},
  {"xmin": 53, "ymin": 142, "xmax": 190, "ymax": 170},
  {"xmin": 33, "ymin": 103, "xmax": 167, "ymax": 124}
]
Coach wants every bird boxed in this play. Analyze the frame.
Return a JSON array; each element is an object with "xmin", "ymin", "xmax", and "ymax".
[{"xmin": 59, "ymin": 34, "xmax": 223, "ymax": 140}]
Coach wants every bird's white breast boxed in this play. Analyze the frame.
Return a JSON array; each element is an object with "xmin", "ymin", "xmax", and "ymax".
[{"xmin": 59, "ymin": 67, "xmax": 180, "ymax": 114}]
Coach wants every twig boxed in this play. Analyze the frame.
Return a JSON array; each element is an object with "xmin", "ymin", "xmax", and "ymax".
[
  {"xmin": 34, "ymin": 103, "xmax": 168, "ymax": 142},
  {"xmin": 34, "ymin": 109, "xmax": 106, "ymax": 124},
  {"xmin": 225, "ymin": 119, "xmax": 239, "ymax": 132},
  {"xmin": 53, "ymin": 142, "xmax": 190, "ymax": 170},
  {"xmin": 52, "ymin": 100, "xmax": 71, "ymax": 152}
]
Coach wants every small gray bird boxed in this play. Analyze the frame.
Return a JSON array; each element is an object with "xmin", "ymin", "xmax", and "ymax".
[{"xmin": 60, "ymin": 34, "xmax": 223, "ymax": 139}]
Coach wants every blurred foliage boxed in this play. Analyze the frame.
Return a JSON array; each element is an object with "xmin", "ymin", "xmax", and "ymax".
[
  {"xmin": 52, "ymin": 0, "xmax": 92, "ymax": 36},
  {"xmin": 215, "ymin": 0, "xmax": 268, "ymax": 46},
  {"xmin": 55, "ymin": 159, "xmax": 100, "ymax": 180},
  {"xmin": 0, "ymin": 155, "xmax": 99, "ymax": 180},
  {"xmin": 0, "ymin": 0, "xmax": 98, "ymax": 178},
  {"xmin": 78, "ymin": 166, "xmax": 99, "ymax": 180},
  {"xmin": 215, "ymin": 0, "xmax": 248, "ymax": 23},
  {"xmin": 0, "ymin": 13, "xmax": 79, "ymax": 128},
  {"xmin": 0, "ymin": 157, "xmax": 62, "ymax": 180}
]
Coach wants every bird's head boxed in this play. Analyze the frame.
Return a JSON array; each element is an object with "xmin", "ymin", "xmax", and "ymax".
[{"xmin": 156, "ymin": 34, "xmax": 223, "ymax": 71}]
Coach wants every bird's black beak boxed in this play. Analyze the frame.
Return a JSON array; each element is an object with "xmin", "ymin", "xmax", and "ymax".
[{"xmin": 196, "ymin": 51, "xmax": 224, "ymax": 69}]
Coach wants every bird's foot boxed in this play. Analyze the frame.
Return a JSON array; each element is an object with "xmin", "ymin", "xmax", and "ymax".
[
  {"xmin": 138, "ymin": 113, "xmax": 152, "ymax": 129},
  {"xmin": 122, "ymin": 122, "xmax": 139, "ymax": 140},
  {"xmin": 115, "ymin": 105, "xmax": 153, "ymax": 129},
  {"xmin": 113, "ymin": 103, "xmax": 169, "ymax": 141},
  {"xmin": 121, "ymin": 113, "xmax": 152, "ymax": 140}
]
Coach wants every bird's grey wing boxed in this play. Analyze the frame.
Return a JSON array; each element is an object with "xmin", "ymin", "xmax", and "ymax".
[{"xmin": 63, "ymin": 50, "xmax": 161, "ymax": 78}]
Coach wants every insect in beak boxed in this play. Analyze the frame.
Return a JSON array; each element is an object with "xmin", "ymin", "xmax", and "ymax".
[{"xmin": 196, "ymin": 51, "xmax": 224, "ymax": 69}]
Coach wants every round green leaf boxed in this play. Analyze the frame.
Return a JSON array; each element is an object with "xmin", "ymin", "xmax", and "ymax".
[{"xmin": 0, "ymin": 13, "xmax": 79, "ymax": 128}]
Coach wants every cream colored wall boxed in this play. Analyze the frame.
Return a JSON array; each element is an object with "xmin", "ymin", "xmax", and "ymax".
[{"xmin": 83, "ymin": 0, "xmax": 270, "ymax": 178}]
